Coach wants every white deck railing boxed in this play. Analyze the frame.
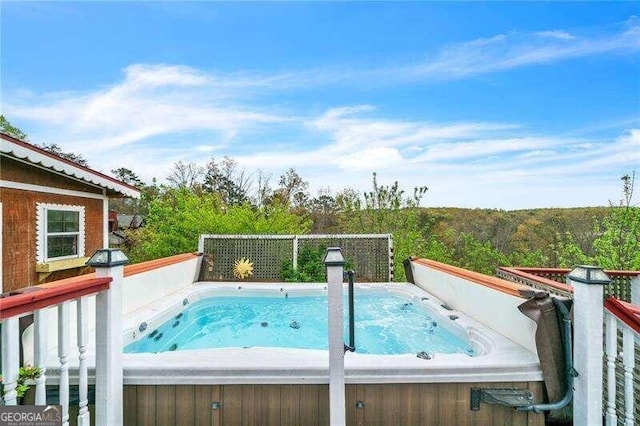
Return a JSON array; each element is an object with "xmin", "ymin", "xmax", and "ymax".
[
  {"xmin": 0, "ymin": 270, "xmax": 121, "ymax": 425},
  {"xmin": 604, "ymin": 297, "xmax": 639, "ymax": 426},
  {"xmin": 497, "ymin": 264, "xmax": 640, "ymax": 425}
]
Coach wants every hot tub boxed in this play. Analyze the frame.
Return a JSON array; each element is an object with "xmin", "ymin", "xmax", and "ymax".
[{"xmin": 118, "ymin": 282, "xmax": 541, "ymax": 385}]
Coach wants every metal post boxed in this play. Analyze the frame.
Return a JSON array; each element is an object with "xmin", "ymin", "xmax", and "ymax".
[
  {"xmin": 324, "ymin": 247, "xmax": 346, "ymax": 426},
  {"xmin": 347, "ymin": 270, "xmax": 355, "ymax": 352},
  {"xmin": 88, "ymin": 248, "xmax": 129, "ymax": 426},
  {"xmin": 569, "ymin": 265, "xmax": 610, "ymax": 426}
]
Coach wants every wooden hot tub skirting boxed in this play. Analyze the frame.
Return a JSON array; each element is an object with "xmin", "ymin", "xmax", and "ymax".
[{"xmin": 114, "ymin": 382, "xmax": 543, "ymax": 425}]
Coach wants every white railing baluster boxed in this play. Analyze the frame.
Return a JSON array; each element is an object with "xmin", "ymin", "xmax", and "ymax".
[
  {"xmin": 622, "ymin": 325, "xmax": 635, "ymax": 426},
  {"xmin": 58, "ymin": 302, "xmax": 71, "ymax": 426},
  {"xmin": 605, "ymin": 312, "xmax": 618, "ymax": 426},
  {"xmin": 1, "ymin": 316, "xmax": 20, "ymax": 405},
  {"xmin": 34, "ymin": 309, "xmax": 48, "ymax": 405},
  {"xmin": 76, "ymin": 297, "xmax": 90, "ymax": 426}
]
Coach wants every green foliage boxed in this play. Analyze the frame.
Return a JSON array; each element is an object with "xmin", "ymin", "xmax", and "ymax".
[
  {"xmin": 111, "ymin": 167, "xmax": 144, "ymax": 187},
  {"xmin": 281, "ymin": 244, "xmax": 355, "ymax": 282},
  {"xmin": 551, "ymin": 232, "xmax": 591, "ymax": 268},
  {"xmin": 548, "ymin": 173, "xmax": 640, "ymax": 271},
  {"xmin": 592, "ymin": 173, "xmax": 640, "ymax": 270},
  {"xmin": 118, "ymin": 161, "xmax": 638, "ymax": 280},
  {"xmin": 281, "ymin": 245, "xmax": 328, "ymax": 282},
  {"xmin": 336, "ymin": 173, "xmax": 429, "ymax": 281},
  {"xmin": 448, "ymin": 231, "xmax": 510, "ymax": 275},
  {"xmin": 0, "ymin": 365, "xmax": 42, "ymax": 401},
  {"xmin": 0, "ymin": 115, "xmax": 28, "ymax": 140},
  {"xmin": 37, "ymin": 143, "xmax": 90, "ymax": 167},
  {"xmin": 126, "ymin": 188, "xmax": 310, "ymax": 262}
]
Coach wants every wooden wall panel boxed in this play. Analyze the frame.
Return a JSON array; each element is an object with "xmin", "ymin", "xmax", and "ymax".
[
  {"xmin": 123, "ymin": 386, "xmax": 137, "ymax": 425},
  {"xmin": 121, "ymin": 382, "xmax": 545, "ymax": 426},
  {"xmin": 1, "ymin": 187, "xmax": 104, "ymax": 291},
  {"xmin": 280, "ymin": 385, "xmax": 300, "ymax": 425},
  {"xmin": 261, "ymin": 385, "xmax": 282, "ymax": 426},
  {"xmin": 136, "ymin": 385, "xmax": 156, "ymax": 426},
  {"xmin": 242, "ymin": 384, "xmax": 261, "ymax": 425},
  {"xmin": 299, "ymin": 384, "xmax": 320, "ymax": 424},
  {"xmin": 174, "ymin": 386, "xmax": 195, "ymax": 426},
  {"xmin": 155, "ymin": 385, "xmax": 176, "ymax": 426},
  {"xmin": 221, "ymin": 385, "xmax": 242, "ymax": 425},
  {"xmin": 193, "ymin": 385, "xmax": 212, "ymax": 426}
]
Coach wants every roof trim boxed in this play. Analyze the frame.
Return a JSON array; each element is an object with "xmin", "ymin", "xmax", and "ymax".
[{"xmin": 1, "ymin": 133, "xmax": 140, "ymax": 198}]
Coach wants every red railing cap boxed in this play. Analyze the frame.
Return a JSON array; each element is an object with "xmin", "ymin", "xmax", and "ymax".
[
  {"xmin": 605, "ymin": 297, "xmax": 640, "ymax": 334},
  {"xmin": 0, "ymin": 277, "xmax": 112, "ymax": 320}
]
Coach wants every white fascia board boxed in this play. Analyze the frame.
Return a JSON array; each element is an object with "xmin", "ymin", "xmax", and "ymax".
[{"xmin": 1, "ymin": 140, "xmax": 140, "ymax": 198}]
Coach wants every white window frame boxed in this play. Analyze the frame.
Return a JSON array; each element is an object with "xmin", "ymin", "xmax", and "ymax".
[{"xmin": 36, "ymin": 203, "xmax": 85, "ymax": 262}]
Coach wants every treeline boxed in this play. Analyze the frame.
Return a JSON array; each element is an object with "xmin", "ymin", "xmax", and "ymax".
[
  {"xmin": 2, "ymin": 116, "xmax": 637, "ymax": 278},
  {"xmin": 113, "ymin": 158, "xmax": 640, "ymax": 280}
]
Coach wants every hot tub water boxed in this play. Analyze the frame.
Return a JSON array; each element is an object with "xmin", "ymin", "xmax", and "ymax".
[{"xmin": 125, "ymin": 291, "xmax": 476, "ymax": 356}]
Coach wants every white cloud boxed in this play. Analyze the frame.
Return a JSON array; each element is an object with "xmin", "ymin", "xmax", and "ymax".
[
  {"xmin": 536, "ymin": 30, "xmax": 576, "ymax": 40},
  {"xmin": 402, "ymin": 19, "xmax": 639, "ymax": 80},
  {"xmin": 4, "ymin": 64, "xmax": 290, "ymax": 152}
]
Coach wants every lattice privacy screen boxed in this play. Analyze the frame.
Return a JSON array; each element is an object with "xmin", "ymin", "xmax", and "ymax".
[{"xmin": 198, "ymin": 234, "xmax": 393, "ymax": 282}]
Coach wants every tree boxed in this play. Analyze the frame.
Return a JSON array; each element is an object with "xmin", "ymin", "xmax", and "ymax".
[
  {"xmin": 0, "ymin": 115, "xmax": 28, "ymax": 140},
  {"xmin": 592, "ymin": 172, "xmax": 640, "ymax": 270},
  {"xmin": 308, "ymin": 188, "xmax": 340, "ymax": 232},
  {"xmin": 273, "ymin": 168, "xmax": 309, "ymax": 209},
  {"xmin": 125, "ymin": 188, "xmax": 310, "ymax": 262},
  {"xmin": 203, "ymin": 157, "xmax": 251, "ymax": 205},
  {"xmin": 166, "ymin": 161, "xmax": 203, "ymax": 190},
  {"xmin": 337, "ymin": 173, "xmax": 429, "ymax": 281},
  {"xmin": 111, "ymin": 167, "xmax": 145, "ymax": 187},
  {"xmin": 253, "ymin": 169, "xmax": 273, "ymax": 208},
  {"xmin": 37, "ymin": 143, "xmax": 89, "ymax": 167},
  {"xmin": 549, "ymin": 173, "xmax": 640, "ymax": 270}
]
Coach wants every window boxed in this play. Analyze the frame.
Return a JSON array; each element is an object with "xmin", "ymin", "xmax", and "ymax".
[{"xmin": 37, "ymin": 204, "xmax": 85, "ymax": 262}]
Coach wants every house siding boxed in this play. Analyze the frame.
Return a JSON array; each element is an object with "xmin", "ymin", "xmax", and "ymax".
[
  {"xmin": 1, "ymin": 157, "xmax": 103, "ymax": 194},
  {"xmin": 1, "ymin": 187, "xmax": 104, "ymax": 292}
]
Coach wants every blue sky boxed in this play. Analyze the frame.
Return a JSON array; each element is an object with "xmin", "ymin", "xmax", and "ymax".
[{"xmin": 1, "ymin": 2, "xmax": 639, "ymax": 209}]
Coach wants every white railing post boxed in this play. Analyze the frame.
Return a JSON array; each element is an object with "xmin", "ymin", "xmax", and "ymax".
[
  {"xmin": 569, "ymin": 265, "xmax": 611, "ymax": 426},
  {"xmin": 292, "ymin": 235, "xmax": 299, "ymax": 271},
  {"xmin": 58, "ymin": 302, "xmax": 71, "ymax": 426},
  {"xmin": 631, "ymin": 274, "xmax": 640, "ymax": 305},
  {"xmin": 34, "ymin": 309, "xmax": 48, "ymax": 405},
  {"xmin": 604, "ymin": 312, "xmax": 618, "ymax": 426},
  {"xmin": 76, "ymin": 297, "xmax": 90, "ymax": 426},
  {"xmin": 324, "ymin": 247, "xmax": 346, "ymax": 426},
  {"xmin": 1, "ymin": 316, "xmax": 20, "ymax": 405},
  {"xmin": 89, "ymin": 248, "xmax": 129, "ymax": 426},
  {"xmin": 621, "ymin": 327, "xmax": 635, "ymax": 426}
]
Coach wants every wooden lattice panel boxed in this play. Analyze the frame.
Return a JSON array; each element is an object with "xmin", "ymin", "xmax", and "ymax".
[
  {"xmin": 298, "ymin": 237, "xmax": 391, "ymax": 282},
  {"xmin": 198, "ymin": 234, "xmax": 392, "ymax": 282},
  {"xmin": 200, "ymin": 236, "xmax": 294, "ymax": 281}
]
